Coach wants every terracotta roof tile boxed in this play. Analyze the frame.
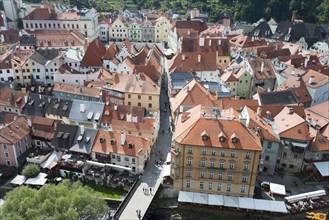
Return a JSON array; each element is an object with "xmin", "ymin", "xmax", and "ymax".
[
  {"xmin": 174, "ymin": 105, "xmax": 262, "ymax": 151},
  {"xmin": 24, "ymin": 8, "xmax": 57, "ymax": 20},
  {"xmin": 170, "ymin": 79, "xmax": 216, "ymax": 113},
  {"xmin": 133, "ymin": 65, "xmax": 160, "ymax": 83},
  {"xmin": 169, "ymin": 52, "xmax": 218, "ymax": 72},
  {"xmin": 0, "ymin": 88, "xmax": 28, "ymax": 109},
  {"xmin": 80, "ymin": 38, "xmax": 106, "ymax": 67},
  {"xmin": 0, "ymin": 117, "xmax": 30, "ymax": 144},
  {"xmin": 53, "ymin": 82, "xmax": 101, "ymax": 99},
  {"xmin": 92, "ymin": 130, "xmax": 150, "ymax": 157}
]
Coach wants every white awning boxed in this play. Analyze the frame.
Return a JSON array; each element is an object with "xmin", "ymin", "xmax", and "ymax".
[
  {"xmin": 239, "ymin": 197, "xmax": 255, "ymax": 210},
  {"xmin": 193, "ymin": 192, "xmax": 208, "ymax": 205},
  {"xmin": 25, "ymin": 173, "xmax": 48, "ymax": 186},
  {"xmin": 208, "ymin": 194, "xmax": 224, "ymax": 206},
  {"xmin": 162, "ymin": 164, "xmax": 171, "ymax": 177},
  {"xmin": 285, "ymin": 190, "xmax": 326, "ymax": 203},
  {"xmin": 178, "ymin": 191, "xmax": 193, "ymax": 203},
  {"xmin": 254, "ymin": 199, "xmax": 271, "ymax": 211},
  {"xmin": 314, "ymin": 161, "xmax": 329, "ymax": 177},
  {"xmin": 291, "ymin": 141, "xmax": 308, "ymax": 148},
  {"xmin": 166, "ymin": 152, "xmax": 171, "ymax": 163},
  {"xmin": 10, "ymin": 175, "xmax": 26, "ymax": 185},
  {"xmin": 41, "ymin": 151, "xmax": 63, "ymax": 170},
  {"xmin": 86, "ymin": 160, "xmax": 132, "ymax": 171},
  {"xmin": 269, "ymin": 200, "xmax": 288, "ymax": 213},
  {"xmin": 223, "ymin": 196, "xmax": 239, "ymax": 208},
  {"xmin": 270, "ymin": 183, "xmax": 286, "ymax": 195}
]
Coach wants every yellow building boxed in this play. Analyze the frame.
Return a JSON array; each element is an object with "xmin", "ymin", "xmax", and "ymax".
[
  {"xmin": 154, "ymin": 16, "xmax": 172, "ymax": 43},
  {"xmin": 103, "ymin": 73, "xmax": 160, "ymax": 112},
  {"xmin": 171, "ymin": 105, "xmax": 262, "ymax": 197}
]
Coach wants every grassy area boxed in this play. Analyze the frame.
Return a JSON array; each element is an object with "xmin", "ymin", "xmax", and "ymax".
[{"xmin": 86, "ymin": 183, "xmax": 126, "ymax": 199}]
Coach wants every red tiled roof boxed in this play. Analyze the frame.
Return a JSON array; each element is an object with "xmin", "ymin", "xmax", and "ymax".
[
  {"xmin": 80, "ymin": 38, "xmax": 106, "ymax": 67},
  {"xmin": 24, "ymin": 8, "xmax": 57, "ymax": 20}
]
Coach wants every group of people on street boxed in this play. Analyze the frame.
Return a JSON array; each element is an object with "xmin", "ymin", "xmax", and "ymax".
[{"xmin": 143, "ymin": 187, "xmax": 153, "ymax": 196}]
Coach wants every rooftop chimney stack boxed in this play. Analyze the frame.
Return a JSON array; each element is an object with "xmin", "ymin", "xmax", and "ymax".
[
  {"xmin": 27, "ymin": 117, "xmax": 32, "ymax": 127},
  {"xmin": 80, "ymin": 125, "xmax": 85, "ymax": 135},
  {"xmin": 309, "ymin": 76, "xmax": 315, "ymax": 84},
  {"xmin": 182, "ymin": 54, "xmax": 185, "ymax": 61},
  {"xmin": 24, "ymin": 95, "xmax": 28, "ymax": 103},
  {"xmin": 304, "ymin": 57, "xmax": 308, "ymax": 68},
  {"xmin": 257, "ymin": 107, "xmax": 262, "ymax": 116},
  {"xmin": 198, "ymin": 54, "xmax": 201, "ymax": 63},
  {"xmin": 209, "ymin": 39, "xmax": 212, "ymax": 46},
  {"xmin": 121, "ymin": 130, "xmax": 126, "ymax": 146},
  {"xmin": 260, "ymin": 62, "xmax": 264, "ymax": 73}
]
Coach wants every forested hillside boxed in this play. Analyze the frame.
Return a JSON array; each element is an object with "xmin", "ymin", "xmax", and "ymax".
[{"xmin": 26, "ymin": 0, "xmax": 329, "ymax": 23}]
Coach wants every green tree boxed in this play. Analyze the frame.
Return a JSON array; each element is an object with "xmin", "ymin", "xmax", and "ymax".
[
  {"xmin": 22, "ymin": 164, "xmax": 40, "ymax": 178},
  {"xmin": 317, "ymin": 0, "xmax": 329, "ymax": 23},
  {"xmin": 0, "ymin": 180, "xmax": 109, "ymax": 220}
]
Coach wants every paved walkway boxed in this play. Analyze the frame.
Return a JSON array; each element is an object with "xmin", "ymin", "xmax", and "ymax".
[{"xmin": 118, "ymin": 70, "xmax": 172, "ymax": 220}]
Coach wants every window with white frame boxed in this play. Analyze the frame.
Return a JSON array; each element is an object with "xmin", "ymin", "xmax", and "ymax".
[
  {"xmin": 201, "ymin": 159, "xmax": 206, "ymax": 167},
  {"xmin": 210, "ymin": 160, "xmax": 215, "ymax": 167},
  {"xmin": 200, "ymin": 181, "xmax": 204, "ymax": 189},
  {"xmin": 186, "ymin": 170, "xmax": 191, "ymax": 177},
  {"xmin": 188, "ymin": 146, "xmax": 193, "ymax": 154},
  {"xmin": 227, "ymin": 184, "xmax": 232, "ymax": 191},
  {"xmin": 229, "ymin": 161, "xmax": 235, "ymax": 169},
  {"xmin": 208, "ymin": 182, "xmax": 213, "ymax": 190},
  {"xmin": 244, "ymin": 162, "xmax": 249, "ymax": 171},
  {"xmin": 246, "ymin": 151, "xmax": 251, "ymax": 159},
  {"xmin": 209, "ymin": 171, "xmax": 214, "ymax": 179},
  {"xmin": 242, "ymin": 175, "xmax": 247, "ymax": 182},
  {"xmin": 200, "ymin": 171, "xmax": 205, "ymax": 178},
  {"xmin": 202, "ymin": 148, "xmax": 207, "ymax": 155},
  {"xmin": 230, "ymin": 150, "xmax": 235, "ymax": 157},
  {"xmin": 221, "ymin": 150, "xmax": 226, "ymax": 156},
  {"xmin": 186, "ymin": 180, "xmax": 191, "ymax": 188},
  {"xmin": 217, "ymin": 183, "xmax": 222, "ymax": 190},
  {"xmin": 187, "ymin": 158, "xmax": 192, "ymax": 166},
  {"xmin": 228, "ymin": 173, "xmax": 233, "ymax": 181},
  {"xmin": 219, "ymin": 161, "xmax": 224, "ymax": 168},
  {"xmin": 218, "ymin": 172, "xmax": 223, "ymax": 179},
  {"xmin": 241, "ymin": 185, "xmax": 246, "ymax": 193},
  {"xmin": 211, "ymin": 149, "xmax": 216, "ymax": 156}
]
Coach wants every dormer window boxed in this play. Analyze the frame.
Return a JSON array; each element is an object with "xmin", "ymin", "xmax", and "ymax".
[
  {"xmin": 231, "ymin": 133, "xmax": 239, "ymax": 143},
  {"xmin": 100, "ymin": 137, "xmax": 105, "ymax": 143},
  {"xmin": 218, "ymin": 131, "xmax": 226, "ymax": 142},
  {"xmin": 201, "ymin": 130, "xmax": 209, "ymax": 141},
  {"xmin": 128, "ymin": 142, "xmax": 134, "ymax": 148},
  {"xmin": 110, "ymin": 139, "xmax": 116, "ymax": 145}
]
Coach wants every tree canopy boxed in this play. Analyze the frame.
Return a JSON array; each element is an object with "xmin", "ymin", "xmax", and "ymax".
[
  {"xmin": 0, "ymin": 180, "xmax": 109, "ymax": 220},
  {"xmin": 22, "ymin": 164, "xmax": 40, "ymax": 178}
]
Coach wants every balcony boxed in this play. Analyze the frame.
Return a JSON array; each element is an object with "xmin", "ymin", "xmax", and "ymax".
[{"xmin": 171, "ymin": 148, "xmax": 180, "ymax": 157}]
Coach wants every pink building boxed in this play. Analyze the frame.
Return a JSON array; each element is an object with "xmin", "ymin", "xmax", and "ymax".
[{"xmin": 0, "ymin": 117, "xmax": 32, "ymax": 167}]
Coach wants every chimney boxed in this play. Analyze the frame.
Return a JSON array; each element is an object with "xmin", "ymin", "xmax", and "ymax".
[
  {"xmin": 309, "ymin": 76, "xmax": 315, "ymax": 84},
  {"xmin": 121, "ymin": 130, "xmax": 126, "ymax": 145},
  {"xmin": 186, "ymin": 86, "xmax": 190, "ymax": 93},
  {"xmin": 182, "ymin": 54, "xmax": 185, "ymax": 61},
  {"xmin": 306, "ymin": 114, "xmax": 312, "ymax": 124},
  {"xmin": 267, "ymin": 87, "xmax": 271, "ymax": 92},
  {"xmin": 24, "ymin": 95, "xmax": 28, "ymax": 103},
  {"xmin": 93, "ymin": 121, "xmax": 97, "ymax": 129},
  {"xmin": 188, "ymin": 30, "xmax": 190, "ymax": 36},
  {"xmin": 291, "ymin": 10, "xmax": 297, "ymax": 22},
  {"xmin": 266, "ymin": 111, "xmax": 271, "ymax": 118},
  {"xmin": 291, "ymin": 69, "xmax": 295, "ymax": 76},
  {"xmin": 288, "ymin": 107, "xmax": 294, "ymax": 114},
  {"xmin": 198, "ymin": 54, "xmax": 201, "ymax": 63},
  {"xmin": 288, "ymin": 27, "xmax": 292, "ymax": 35},
  {"xmin": 80, "ymin": 125, "xmax": 85, "ymax": 135},
  {"xmin": 304, "ymin": 57, "xmax": 308, "ymax": 68},
  {"xmin": 199, "ymin": 37, "xmax": 205, "ymax": 47},
  {"xmin": 296, "ymin": 74, "xmax": 301, "ymax": 81},
  {"xmin": 39, "ymin": 94, "xmax": 42, "ymax": 100},
  {"xmin": 48, "ymin": 96, "xmax": 51, "ymax": 103},
  {"xmin": 209, "ymin": 39, "xmax": 212, "ymax": 46},
  {"xmin": 27, "ymin": 117, "xmax": 32, "ymax": 127},
  {"xmin": 260, "ymin": 62, "xmax": 264, "ymax": 73},
  {"xmin": 257, "ymin": 107, "xmax": 262, "ymax": 116}
]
